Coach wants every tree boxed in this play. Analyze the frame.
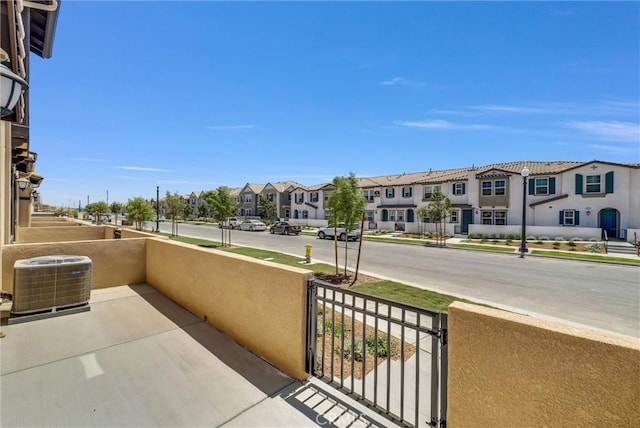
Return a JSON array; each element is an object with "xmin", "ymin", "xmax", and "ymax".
[
  {"xmin": 110, "ymin": 202, "xmax": 123, "ymax": 225},
  {"xmin": 204, "ymin": 186, "xmax": 239, "ymax": 247},
  {"xmin": 165, "ymin": 192, "xmax": 187, "ymax": 236},
  {"xmin": 197, "ymin": 203, "xmax": 208, "ymax": 220},
  {"xmin": 416, "ymin": 205, "xmax": 430, "ymax": 238},
  {"xmin": 126, "ymin": 197, "xmax": 154, "ymax": 231},
  {"xmin": 326, "ymin": 173, "xmax": 366, "ymax": 277},
  {"xmin": 86, "ymin": 201, "xmax": 108, "ymax": 224},
  {"xmin": 258, "ymin": 196, "xmax": 277, "ymax": 223},
  {"xmin": 425, "ymin": 188, "xmax": 452, "ymax": 246}
]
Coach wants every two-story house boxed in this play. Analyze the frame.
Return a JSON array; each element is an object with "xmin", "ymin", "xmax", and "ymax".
[
  {"xmin": 238, "ymin": 183, "xmax": 264, "ymax": 218},
  {"xmin": 260, "ymin": 181, "xmax": 302, "ymax": 220}
]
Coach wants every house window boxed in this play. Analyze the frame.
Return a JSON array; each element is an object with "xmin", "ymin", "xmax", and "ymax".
[
  {"xmin": 287, "ymin": 193, "xmax": 291, "ymax": 202},
  {"xmin": 423, "ymin": 185, "xmax": 441, "ymax": 200},
  {"xmin": 296, "ymin": 193, "xmax": 304, "ymax": 203},
  {"xmin": 246, "ymin": 209, "xmax": 252, "ymax": 216},
  {"xmin": 267, "ymin": 193, "xmax": 274, "ymax": 202},
  {"xmin": 482, "ymin": 210, "xmax": 507, "ymax": 225},
  {"xmin": 310, "ymin": 192, "xmax": 319, "ymax": 203},
  {"xmin": 453, "ymin": 183, "xmax": 465, "ymax": 195},
  {"xmin": 482, "ymin": 181, "xmax": 492, "ymax": 196},
  {"xmin": 285, "ymin": 209, "xmax": 290, "ymax": 218},
  {"xmin": 389, "ymin": 210, "xmax": 396, "ymax": 221},
  {"xmin": 324, "ymin": 209, "xmax": 331, "ymax": 219},
  {"xmin": 294, "ymin": 210, "xmax": 299, "ymax": 219},
  {"xmin": 402, "ymin": 187, "xmax": 412, "ymax": 198},
  {"xmin": 245, "ymin": 195, "xmax": 252, "ymax": 203},
  {"xmin": 481, "ymin": 211, "xmax": 493, "ymax": 225},
  {"xmin": 365, "ymin": 210, "xmax": 374, "ymax": 222},
  {"xmin": 494, "ymin": 180, "xmax": 506, "ymax": 196},
  {"xmin": 586, "ymin": 175, "xmax": 601, "ymax": 193},
  {"xmin": 324, "ymin": 191, "xmax": 331, "ymax": 201},
  {"xmin": 364, "ymin": 190, "xmax": 375, "ymax": 202},
  {"xmin": 386, "ymin": 188, "xmax": 395, "ymax": 198},
  {"xmin": 450, "ymin": 210, "xmax": 459, "ymax": 223},
  {"xmin": 563, "ymin": 210, "xmax": 575, "ymax": 225},
  {"xmin": 534, "ymin": 178, "xmax": 549, "ymax": 195},
  {"xmin": 302, "ymin": 210, "xmax": 309, "ymax": 219},
  {"xmin": 397, "ymin": 210, "xmax": 405, "ymax": 221}
]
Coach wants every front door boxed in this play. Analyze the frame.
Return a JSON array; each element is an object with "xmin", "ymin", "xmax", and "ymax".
[
  {"xmin": 462, "ymin": 209, "xmax": 473, "ymax": 233},
  {"xmin": 599, "ymin": 208, "xmax": 618, "ymax": 239}
]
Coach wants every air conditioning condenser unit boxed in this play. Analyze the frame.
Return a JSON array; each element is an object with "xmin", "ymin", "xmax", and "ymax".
[{"xmin": 12, "ymin": 255, "xmax": 92, "ymax": 315}]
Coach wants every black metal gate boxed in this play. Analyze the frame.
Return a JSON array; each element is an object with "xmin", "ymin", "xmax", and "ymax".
[{"xmin": 306, "ymin": 279, "xmax": 448, "ymax": 428}]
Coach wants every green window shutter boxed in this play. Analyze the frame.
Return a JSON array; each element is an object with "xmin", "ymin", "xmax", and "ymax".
[
  {"xmin": 462, "ymin": 183, "xmax": 466, "ymax": 194},
  {"xmin": 575, "ymin": 174, "xmax": 583, "ymax": 195},
  {"xmin": 575, "ymin": 211, "xmax": 580, "ymax": 226},
  {"xmin": 528, "ymin": 179, "xmax": 535, "ymax": 195},
  {"xmin": 559, "ymin": 210, "xmax": 564, "ymax": 224},
  {"xmin": 605, "ymin": 171, "xmax": 614, "ymax": 194},
  {"xmin": 549, "ymin": 177, "xmax": 556, "ymax": 194}
]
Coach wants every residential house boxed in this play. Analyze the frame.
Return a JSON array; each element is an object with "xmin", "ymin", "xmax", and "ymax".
[
  {"xmin": 237, "ymin": 183, "xmax": 263, "ymax": 217},
  {"xmin": 290, "ymin": 183, "xmax": 335, "ymax": 227},
  {"xmin": 259, "ymin": 181, "xmax": 302, "ymax": 220}
]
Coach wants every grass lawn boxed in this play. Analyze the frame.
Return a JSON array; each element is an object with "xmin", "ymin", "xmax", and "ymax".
[
  {"xmin": 164, "ymin": 234, "xmax": 223, "ymax": 248},
  {"xmin": 351, "ymin": 280, "xmax": 471, "ymax": 312},
  {"xmin": 531, "ymin": 250, "xmax": 640, "ymax": 265}
]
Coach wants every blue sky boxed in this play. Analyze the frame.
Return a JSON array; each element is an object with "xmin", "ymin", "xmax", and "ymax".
[{"xmin": 28, "ymin": 1, "xmax": 639, "ymax": 208}]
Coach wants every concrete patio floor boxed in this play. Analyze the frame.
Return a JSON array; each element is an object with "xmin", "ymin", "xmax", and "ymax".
[{"xmin": 0, "ymin": 285, "xmax": 394, "ymax": 427}]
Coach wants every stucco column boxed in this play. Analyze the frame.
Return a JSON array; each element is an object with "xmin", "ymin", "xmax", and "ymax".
[
  {"xmin": 1, "ymin": 121, "xmax": 11, "ymax": 245},
  {"xmin": 18, "ymin": 189, "xmax": 31, "ymax": 227}
]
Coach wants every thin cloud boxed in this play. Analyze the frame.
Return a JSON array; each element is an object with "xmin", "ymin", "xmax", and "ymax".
[
  {"xmin": 394, "ymin": 119, "xmax": 494, "ymax": 130},
  {"xmin": 380, "ymin": 77, "xmax": 423, "ymax": 88},
  {"xmin": 587, "ymin": 144, "xmax": 640, "ymax": 157},
  {"xmin": 565, "ymin": 121, "xmax": 640, "ymax": 143},
  {"xmin": 470, "ymin": 104, "xmax": 545, "ymax": 114},
  {"xmin": 207, "ymin": 125, "xmax": 255, "ymax": 131},
  {"xmin": 116, "ymin": 166, "xmax": 170, "ymax": 172}
]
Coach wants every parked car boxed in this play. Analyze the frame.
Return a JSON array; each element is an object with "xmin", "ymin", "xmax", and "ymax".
[
  {"xmin": 239, "ymin": 219, "xmax": 267, "ymax": 231},
  {"xmin": 219, "ymin": 217, "xmax": 242, "ymax": 229},
  {"xmin": 317, "ymin": 224, "xmax": 361, "ymax": 241},
  {"xmin": 270, "ymin": 221, "xmax": 302, "ymax": 235}
]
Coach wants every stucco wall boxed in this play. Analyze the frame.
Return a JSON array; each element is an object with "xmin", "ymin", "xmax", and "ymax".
[
  {"xmin": 447, "ymin": 302, "xmax": 640, "ymax": 427},
  {"xmin": 102, "ymin": 226, "xmax": 167, "ymax": 240},
  {"xmin": 17, "ymin": 226, "xmax": 106, "ymax": 243},
  {"xmin": 1, "ymin": 238, "xmax": 147, "ymax": 295},
  {"xmin": 145, "ymin": 239, "xmax": 312, "ymax": 380},
  {"xmin": 30, "ymin": 221, "xmax": 80, "ymax": 228}
]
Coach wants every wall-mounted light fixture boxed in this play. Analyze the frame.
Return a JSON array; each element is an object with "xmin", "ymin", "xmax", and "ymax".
[
  {"xmin": 0, "ymin": 49, "xmax": 28, "ymax": 118},
  {"xmin": 16, "ymin": 177, "xmax": 30, "ymax": 190},
  {"xmin": 586, "ymin": 210, "xmax": 591, "ymax": 216}
]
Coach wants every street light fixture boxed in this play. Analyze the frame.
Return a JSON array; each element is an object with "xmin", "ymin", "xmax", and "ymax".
[
  {"xmin": 156, "ymin": 184, "xmax": 160, "ymax": 233},
  {"xmin": 519, "ymin": 167, "xmax": 530, "ymax": 258},
  {"xmin": 0, "ymin": 48, "xmax": 28, "ymax": 118}
]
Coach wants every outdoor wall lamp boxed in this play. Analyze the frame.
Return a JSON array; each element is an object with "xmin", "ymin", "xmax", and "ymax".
[
  {"xmin": 16, "ymin": 177, "xmax": 30, "ymax": 190},
  {"xmin": 0, "ymin": 48, "xmax": 28, "ymax": 118}
]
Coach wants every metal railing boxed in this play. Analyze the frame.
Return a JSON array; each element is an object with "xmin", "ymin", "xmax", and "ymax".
[{"xmin": 306, "ymin": 279, "xmax": 448, "ymax": 428}]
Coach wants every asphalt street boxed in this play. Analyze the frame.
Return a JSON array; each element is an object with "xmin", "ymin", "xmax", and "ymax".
[{"xmin": 152, "ymin": 221, "xmax": 640, "ymax": 338}]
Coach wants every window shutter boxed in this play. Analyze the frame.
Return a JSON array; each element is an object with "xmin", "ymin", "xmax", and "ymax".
[
  {"xmin": 575, "ymin": 174, "xmax": 583, "ymax": 195},
  {"xmin": 528, "ymin": 179, "xmax": 535, "ymax": 195},
  {"xmin": 605, "ymin": 171, "xmax": 614, "ymax": 194},
  {"xmin": 462, "ymin": 183, "xmax": 466, "ymax": 194},
  {"xmin": 452, "ymin": 184, "xmax": 456, "ymax": 194},
  {"xmin": 575, "ymin": 211, "xmax": 580, "ymax": 226},
  {"xmin": 549, "ymin": 177, "xmax": 556, "ymax": 194},
  {"xmin": 559, "ymin": 210, "xmax": 564, "ymax": 225}
]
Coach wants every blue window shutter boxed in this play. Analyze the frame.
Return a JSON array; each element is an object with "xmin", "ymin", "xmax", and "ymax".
[
  {"xmin": 452, "ymin": 184, "xmax": 456, "ymax": 194},
  {"xmin": 528, "ymin": 179, "xmax": 535, "ymax": 195},
  {"xmin": 549, "ymin": 177, "xmax": 556, "ymax": 194},
  {"xmin": 605, "ymin": 171, "xmax": 614, "ymax": 194},
  {"xmin": 575, "ymin": 174, "xmax": 583, "ymax": 195},
  {"xmin": 382, "ymin": 209, "xmax": 389, "ymax": 221},
  {"xmin": 559, "ymin": 210, "xmax": 564, "ymax": 225},
  {"xmin": 462, "ymin": 183, "xmax": 466, "ymax": 194},
  {"xmin": 575, "ymin": 211, "xmax": 580, "ymax": 226}
]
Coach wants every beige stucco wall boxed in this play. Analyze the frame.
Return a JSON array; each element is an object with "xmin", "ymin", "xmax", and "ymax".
[
  {"xmin": 1, "ymin": 238, "xmax": 147, "ymax": 295},
  {"xmin": 30, "ymin": 221, "xmax": 80, "ymax": 228},
  {"xmin": 145, "ymin": 239, "xmax": 312, "ymax": 380},
  {"xmin": 1, "ymin": 121, "xmax": 11, "ymax": 245},
  {"xmin": 447, "ymin": 301, "xmax": 640, "ymax": 427},
  {"xmin": 17, "ymin": 226, "xmax": 106, "ymax": 243},
  {"xmin": 102, "ymin": 226, "xmax": 166, "ymax": 240}
]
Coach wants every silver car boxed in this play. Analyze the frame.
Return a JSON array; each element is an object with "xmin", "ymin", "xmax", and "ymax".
[
  {"xmin": 239, "ymin": 219, "xmax": 267, "ymax": 231},
  {"xmin": 317, "ymin": 225, "xmax": 361, "ymax": 241}
]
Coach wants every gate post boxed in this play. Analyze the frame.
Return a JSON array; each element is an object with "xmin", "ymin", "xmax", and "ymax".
[
  {"xmin": 440, "ymin": 313, "xmax": 448, "ymax": 428},
  {"xmin": 305, "ymin": 279, "xmax": 318, "ymax": 374}
]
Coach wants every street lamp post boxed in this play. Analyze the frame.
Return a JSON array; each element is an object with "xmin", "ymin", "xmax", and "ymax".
[
  {"xmin": 156, "ymin": 184, "xmax": 160, "ymax": 233},
  {"xmin": 519, "ymin": 167, "xmax": 530, "ymax": 258}
]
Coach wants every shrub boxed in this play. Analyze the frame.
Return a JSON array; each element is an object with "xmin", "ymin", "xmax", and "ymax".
[
  {"xmin": 336, "ymin": 338, "xmax": 364, "ymax": 361},
  {"xmin": 366, "ymin": 333, "xmax": 393, "ymax": 358},
  {"xmin": 589, "ymin": 237, "xmax": 598, "ymax": 242},
  {"xmin": 525, "ymin": 235, "xmax": 535, "ymax": 241},
  {"xmin": 570, "ymin": 237, "xmax": 582, "ymax": 242},
  {"xmin": 513, "ymin": 234, "xmax": 521, "ymax": 241},
  {"xmin": 569, "ymin": 247, "xmax": 577, "ymax": 251},
  {"xmin": 324, "ymin": 320, "xmax": 343, "ymax": 336},
  {"xmin": 539, "ymin": 236, "xmax": 549, "ymax": 241},
  {"xmin": 567, "ymin": 241, "xmax": 577, "ymax": 247},
  {"xmin": 490, "ymin": 234, "xmax": 497, "ymax": 239},
  {"xmin": 499, "ymin": 233, "xmax": 506, "ymax": 239},
  {"xmin": 585, "ymin": 243, "xmax": 602, "ymax": 253},
  {"xmin": 554, "ymin": 236, "xmax": 565, "ymax": 242},
  {"xmin": 552, "ymin": 242, "xmax": 561, "ymax": 249},
  {"xmin": 505, "ymin": 239, "xmax": 513, "ymax": 245},
  {"xmin": 480, "ymin": 238, "xmax": 487, "ymax": 243},
  {"xmin": 492, "ymin": 239, "xmax": 499, "ymax": 244}
]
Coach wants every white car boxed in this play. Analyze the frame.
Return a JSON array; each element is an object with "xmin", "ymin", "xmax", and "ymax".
[
  {"xmin": 317, "ymin": 225, "xmax": 361, "ymax": 241},
  {"xmin": 239, "ymin": 219, "xmax": 267, "ymax": 231}
]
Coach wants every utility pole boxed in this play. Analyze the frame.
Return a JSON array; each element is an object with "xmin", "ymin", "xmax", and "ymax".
[{"xmin": 107, "ymin": 190, "xmax": 109, "ymax": 206}]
